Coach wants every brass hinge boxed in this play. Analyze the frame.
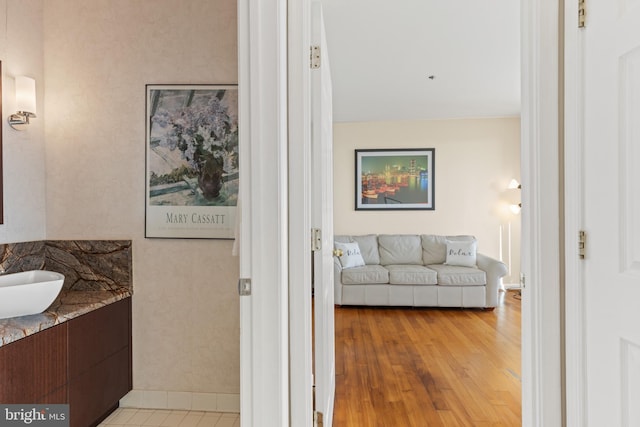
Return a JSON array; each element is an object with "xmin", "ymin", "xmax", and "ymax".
[
  {"xmin": 578, "ymin": 0, "xmax": 586, "ymax": 28},
  {"xmin": 312, "ymin": 228, "xmax": 322, "ymax": 251},
  {"xmin": 314, "ymin": 411, "xmax": 324, "ymax": 427},
  {"xmin": 578, "ymin": 230, "xmax": 586, "ymax": 259},
  {"xmin": 310, "ymin": 45, "xmax": 321, "ymax": 69}
]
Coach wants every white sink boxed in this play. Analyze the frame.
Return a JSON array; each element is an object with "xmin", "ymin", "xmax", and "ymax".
[{"xmin": 0, "ymin": 270, "xmax": 65, "ymax": 320}]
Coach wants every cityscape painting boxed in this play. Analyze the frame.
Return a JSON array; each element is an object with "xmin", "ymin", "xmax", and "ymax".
[{"xmin": 355, "ymin": 149, "xmax": 435, "ymax": 210}]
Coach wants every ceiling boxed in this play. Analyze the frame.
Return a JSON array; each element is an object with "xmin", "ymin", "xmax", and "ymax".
[{"xmin": 319, "ymin": 0, "xmax": 521, "ymax": 123}]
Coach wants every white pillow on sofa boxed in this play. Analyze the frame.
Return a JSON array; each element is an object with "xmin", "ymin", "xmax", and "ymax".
[
  {"xmin": 335, "ymin": 241, "xmax": 366, "ymax": 269},
  {"xmin": 444, "ymin": 240, "xmax": 477, "ymax": 267}
]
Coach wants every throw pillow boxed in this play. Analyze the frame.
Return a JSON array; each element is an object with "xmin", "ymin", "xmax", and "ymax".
[
  {"xmin": 444, "ymin": 240, "xmax": 477, "ymax": 267},
  {"xmin": 335, "ymin": 241, "xmax": 366, "ymax": 269}
]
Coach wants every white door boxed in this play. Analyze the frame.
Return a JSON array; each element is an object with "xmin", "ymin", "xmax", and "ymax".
[
  {"xmin": 311, "ymin": 3, "xmax": 336, "ymax": 425},
  {"xmin": 569, "ymin": 1, "xmax": 640, "ymax": 425}
]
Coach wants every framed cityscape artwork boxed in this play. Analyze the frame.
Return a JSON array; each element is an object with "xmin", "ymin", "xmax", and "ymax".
[{"xmin": 355, "ymin": 148, "xmax": 435, "ymax": 211}]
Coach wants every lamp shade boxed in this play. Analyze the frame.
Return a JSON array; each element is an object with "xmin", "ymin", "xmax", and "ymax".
[
  {"xmin": 15, "ymin": 76, "xmax": 36, "ymax": 116},
  {"xmin": 507, "ymin": 179, "xmax": 520, "ymax": 189}
]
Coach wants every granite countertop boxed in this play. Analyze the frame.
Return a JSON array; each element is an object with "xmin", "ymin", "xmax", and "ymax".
[{"xmin": 0, "ymin": 288, "xmax": 132, "ymax": 347}]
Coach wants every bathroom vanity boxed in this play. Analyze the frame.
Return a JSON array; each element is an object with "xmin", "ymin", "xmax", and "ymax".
[
  {"xmin": 0, "ymin": 295, "xmax": 132, "ymax": 427},
  {"xmin": 0, "ymin": 239, "xmax": 133, "ymax": 427}
]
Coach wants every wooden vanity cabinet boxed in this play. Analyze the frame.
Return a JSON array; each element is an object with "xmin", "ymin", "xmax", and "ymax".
[
  {"xmin": 68, "ymin": 297, "xmax": 132, "ymax": 427},
  {"xmin": 0, "ymin": 324, "xmax": 68, "ymax": 404},
  {"xmin": 0, "ymin": 297, "xmax": 132, "ymax": 427}
]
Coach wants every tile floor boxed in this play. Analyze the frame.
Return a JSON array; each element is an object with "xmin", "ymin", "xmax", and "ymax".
[{"xmin": 98, "ymin": 408, "xmax": 240, "ymax": 427}]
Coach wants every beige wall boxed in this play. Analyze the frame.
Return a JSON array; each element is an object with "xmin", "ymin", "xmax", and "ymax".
[
  {"xmin": 0, "ymin": 0, "xmax": 518, "ymax": 411},
  {"xmin": 0, "ymin": 0, "xmax": 47, "ymax": 243},
  {"xmin": 43, "ymin": 0, "xmax": 239, "ymax": 410},
  {"xmin": 334, "ymin": 118, "xmax": 522, "ymax": 283}
]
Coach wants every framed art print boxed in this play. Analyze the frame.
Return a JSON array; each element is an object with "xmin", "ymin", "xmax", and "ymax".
[
  {"xmin": 145, "ymin": 84, "xmax": 238, "ymax": 238},
  {"xmin": 355, "ymin": 148, "xmax": 435, "ymax": 211}
]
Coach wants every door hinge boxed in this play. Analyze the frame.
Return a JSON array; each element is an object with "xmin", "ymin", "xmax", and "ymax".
[
  {"xmin": 312, "ymin": 228, "xmax": 322, "ymax": 251},
  {"xmin": 578, "ymin": 0, "xmax": 586, "ymax": 28},
  {"xmin": 314, "ymin": 411, "xmax": 324, "ymax": 427},
  {"xmin": 578, "ymin": 230, "xmax": 586, "ymax": 259},
  {"xmin": 520, "ymin": 272, "xmax": 526, "ymax": 289},
  {"xmin": 238, "ymin": 278, "xmax": 251, "ymax": 296},
  {"xmin": 310, "ymin": 45, "xmax": 321, "ymax": 69}
]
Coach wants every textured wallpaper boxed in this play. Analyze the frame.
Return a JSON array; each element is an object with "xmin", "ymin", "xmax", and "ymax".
[{"xmin": 42, "ymin": 0, "xmax": 240, "ymax": 402}]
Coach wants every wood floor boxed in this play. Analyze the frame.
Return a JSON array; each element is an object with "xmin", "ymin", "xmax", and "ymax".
[{"xmin": 332, "ymin": 290, "xmax": 521, "ymax": 427}]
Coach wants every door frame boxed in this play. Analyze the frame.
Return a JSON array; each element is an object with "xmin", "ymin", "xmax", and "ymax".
[
  {"xmin": 238, "ymin": 0, "xmax": 290, "ymax": 425},
  {"xmin": 238, "ymin": 0, "xmax": 566, "ymax": 424},
  {"xmin": 288, "ymin": 0, "xmax": 314, "ymax": 425},
  {"xmin": 509, "ymin": 0, "xmax": 566, "ymax": 424},
  {"xmin": 563, "ymin": 0, "xmax": 588, "ymax": 424}
]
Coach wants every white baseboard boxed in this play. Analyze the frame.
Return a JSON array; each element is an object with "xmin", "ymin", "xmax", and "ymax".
[
  {"xmin": 120, "ymin": 390, "xmax": 240, "ymax": 413},
  {"xmin": 503, "ymin": 283, "xmax": 522, "ymax": 290}
]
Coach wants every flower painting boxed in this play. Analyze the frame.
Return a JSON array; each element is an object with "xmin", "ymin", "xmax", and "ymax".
[
  {"xmin": 355, "ymin": 149, "xmax": 435, "ymax": 210},
  {"xmin": 145, "ymin": 85, "xmax": 238, "ymax": 239}
]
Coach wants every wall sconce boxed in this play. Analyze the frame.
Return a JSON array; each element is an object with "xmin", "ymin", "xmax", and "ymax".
[
  {"xmin": 8, "ymin": 76, "xmax": 37, "ymax": 130},
  {"xmin": 508, "ymin": 178, "xmax": 522, "ymax": 214},
  {"xmin": 507, "ymin": 178, "xmax": 521, "ymax": 189}
]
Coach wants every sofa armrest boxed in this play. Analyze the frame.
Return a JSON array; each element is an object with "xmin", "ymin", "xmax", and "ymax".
[
  {"xmin": 333, "ymin": 257, "xmax": 343, "ymax": 305},
  {"xmin": 476, "ymin": 253, "xmax": 508, "ymax": 307}
]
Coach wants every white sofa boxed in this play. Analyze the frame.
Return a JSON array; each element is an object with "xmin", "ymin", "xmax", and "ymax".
[{"xmin": 334, "ymin": 234, "xmax": 508, "ymax": 308}]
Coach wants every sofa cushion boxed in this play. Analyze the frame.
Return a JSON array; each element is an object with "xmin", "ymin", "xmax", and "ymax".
[
  {"xmin": 352, "ymin": 235, "xmax": 380, "ymax": 265},
  {"xmin": 334, "ymin": 241, "xmax": 366, "ymax": 269},
  {"xmin": 335, "ymin": 234, "xmax": 380, "ymax": 265},
  {"xmin": 341, "ymin": 265, "xmax": 390, "ymax": 285},
  {"xmin": 378, "ymin": 235, "xmax": 423, "ymax": 266},
  {"xmin": 444, "ymin": 240, "xmax": 477, "ymax": 267},
  {"xmin": 385, "ymin": 265, "xmax": 438, "ymax": 285},
  {"xmin": 428, "ymin": 264, "xmax": 486, "ymax": 286},
  {"xmin": 421, "ymin": 235, "xmax": 448, "ymax": 264},
  {"xmin": 334, "ymin": 235, "xmax": 352, "ymax": 244},
  {"xmin": 421, "ymin": 234, "xmax": 477, "ymax": 265}
]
